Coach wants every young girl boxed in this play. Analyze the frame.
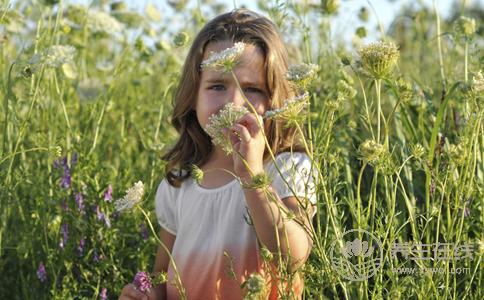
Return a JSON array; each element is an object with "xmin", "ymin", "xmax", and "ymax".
[{"xmin": 120, "ymin": 8, "xmax": 318, "ymax": 300}]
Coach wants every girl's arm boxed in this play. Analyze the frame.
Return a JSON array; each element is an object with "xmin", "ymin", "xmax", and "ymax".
[{"xmin": 151, "ymin": 228, "xmax": 177, "ymax": 300}]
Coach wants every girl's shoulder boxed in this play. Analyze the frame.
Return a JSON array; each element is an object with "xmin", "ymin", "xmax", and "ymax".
[
  {"xmin": 265, "ymin": 151, "xmax": 319, "ymax": 182},
  {"xmin": 157, "ymin": 168, "xmax": 189, "ymax": 194}
]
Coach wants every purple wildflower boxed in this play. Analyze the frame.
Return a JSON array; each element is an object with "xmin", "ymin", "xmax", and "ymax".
[
  {"xmin": 132, "ymin": 271, "xmax": 152, "ymax": 293},
  {"xmin": 71, "ymin": 153, "xmax": 78, "ymax": 167},
  {"xmin": 78, "ymin": 237, "xmax": 85, "ymax": 256},
  {"xmin": 95, "ymin": 205, "xmax": 104, "ymax": 220},
  {"xmin": 140, "ymin": 223, "xmax": 149, "ymax": 241},
  {"xmin": 53, "ymin": 159, "xmax": 62, "ymax": 169},
  {"xmin": 60, "ymin": 167, "xmax": 71, "ymax": 189},
  {"xmin": 95, "ymin": 205, "xmax": 111, "ymax": 228},
  {"xmin": 60, "ymin": 223, "xmax": 68, "ymax": 249},
  {"xmin": 54, "ymin": 156, "xmax": 73, "ymax": 189},
  {"xmin": 75, "ymin": 192, "xmax": 85, "ymax": 214},
  {"xmin": 60, "ymin": 199, "xmax": 69, "ymax": 212},
  {"xmin": 100, "ymin": 287, "xmax": 107, "ymax": 300},
  {"xmin": 93, "ymin": 249, "xmax": 100, "ymax": 263},
  {"xmin": 103, "ymin": 185, "xmax": 113, "ymax": 202},
  {"xmin": 37, "ymin": 262, "xmax": 47, "ymax": 282}
]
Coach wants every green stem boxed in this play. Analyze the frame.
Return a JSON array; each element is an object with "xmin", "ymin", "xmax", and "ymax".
[
  {"xmin": 136, "ymin": 206, "xmax": 187, "ymax": 300},
  {"xmin": 375, "ymin": 79, "xmax": 382, "ymax": 144}
]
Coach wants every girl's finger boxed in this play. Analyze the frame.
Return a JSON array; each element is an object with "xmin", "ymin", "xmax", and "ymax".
[
  {"xmin": 232, "ymin": 123, "xmax": 251, "ymax": 143},
  {"xmin": 238, "ymin": 113, "xmax": 263, "ymax": 134},
  {"xmin": 120, "ymin": 284, "xmax": 148, "ymax": 300}
]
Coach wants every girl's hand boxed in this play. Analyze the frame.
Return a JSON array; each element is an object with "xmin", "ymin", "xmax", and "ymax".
[
  {"xmin": 119, "ymin": 283, "xmax": 157, "ymax": 300},
  {"xmin": 222, "ymin": 113, "xmax": 266, "ymax": 184}
]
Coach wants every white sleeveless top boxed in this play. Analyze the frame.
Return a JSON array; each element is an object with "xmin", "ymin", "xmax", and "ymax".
[{"xmin": 154, "ymin": 151, "xmax": 318, "ymax": 299}]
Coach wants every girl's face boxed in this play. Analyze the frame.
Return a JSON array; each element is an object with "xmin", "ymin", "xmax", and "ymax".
[{"xmin": 195, "ymin": 40, "xmax": 269, "ymax": 133}]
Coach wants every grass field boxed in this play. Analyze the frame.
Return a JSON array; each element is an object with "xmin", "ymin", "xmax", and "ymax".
[{"xmin": 0, "ymin": 0, "xmax": 483, "ymax": 299}]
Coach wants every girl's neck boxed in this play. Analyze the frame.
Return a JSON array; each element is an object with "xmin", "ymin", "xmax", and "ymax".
[
  {"xmin": 197, "ymin": 147, "xmax": 236, "ymax": 189},
  {"xmin": 203, "ymin": 147, "xmax": 233, "ymax": 171}
]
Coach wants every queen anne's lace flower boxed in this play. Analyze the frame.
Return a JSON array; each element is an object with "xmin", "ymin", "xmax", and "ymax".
[
  {"xmin": 205, "ymin": 103, "xmax": 249, "ymax": 154},
  {"xmin": 173, "ymin": 32, "xmax": 189, "ymax": 48},
  {"xmin": 358, "ymin": 41, "xmax": 399, "ymax": 79},
  {"xmin": 453, "ymin": 16, "xmax": 477, "ymax": 40},
  {"xmin": 114, "ymin": 181, "xmax": 144, "ymax": 212},
  {"xmin": 200, "ymin": 42, "xmax": 246, "ymax": 73},
  {"xmin": 286, "ymin": 63, "xmax": 319, "ymax": 90},
  {"xmin": 241, "ymin": 273, "xmax": 266, "ymax": 298},
  {"xmin": 190, "ymin": 164, "xmax": 204, "ymax": 184},
  {"xmin": 471, "ymin": 71, "xmax": 483, "ymax": 93},
  {"xmin": 87, "ymin": 10, "xmax": 124, "ymax": 35},
  {"xmin": 30, "ymin": 45, "xmax": 76, "ymax": 68},
  {"xmin": 264, "ymin": 92, "xmax": 309, "ymax": 126},
  {"xmin": 358, "ymin": 139, "xmax": 386, "ymax": 163}
]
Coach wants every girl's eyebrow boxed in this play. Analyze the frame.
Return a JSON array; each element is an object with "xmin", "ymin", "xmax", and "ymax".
[{"xmin": 205, "ymin": 77, "xmax": 265, "ymax": 88}]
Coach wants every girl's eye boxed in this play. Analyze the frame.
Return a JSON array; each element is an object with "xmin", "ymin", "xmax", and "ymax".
[
  {"xmin": 209, "ymin": 84, "xmax": 225, "ymax": 91},
  {"xmin": 244, "ymin": 87, "xmax": 263, "ymax": 94}
]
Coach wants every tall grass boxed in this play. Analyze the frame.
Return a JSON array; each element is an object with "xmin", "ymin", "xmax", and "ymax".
[{"xmin": 0, "ymin": 0, "xmax": 482, "ymax": 299}]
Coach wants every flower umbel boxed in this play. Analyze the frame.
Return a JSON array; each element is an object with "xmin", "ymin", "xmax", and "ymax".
[
  {"xmin": 286, "ymin": 63, "xmax": 319, "ymax": 90},
  {"xmin": 205, "ymin": 103, "xmax": 249, "ymax": 154},
  {"xmin": 264, "ymin": 92, "xmax": 309, "ymax": 127},
  {"xmin": 87, "ymin": 10, "xmax": 124, "ymax": 35},
  {"xmin": 200, "ymin": 42, "xmax": 245, "ymax": 73},
  {"xmin": 114, "ymin": 181, "xmax": 144, "ymax": 212},
  {"xmin": 358, "ymin": 41, "xmax": 399, "ymax": 79},
  {"xmin": 358, "ymin": 139, "xmax": 386, "ymax": 164},
  {"xmin": 453, "ymin": 16, "xmax": 477, "ymax": 40},
  {"xmin": 471, "ymin": 70, "xmax": 483, "ymax": 93},
  {"xmin": 132, "ymin": 271, "xmax": 152, "ymax": 293},
  {"xmin": 190, "ymin": 164, "xmax": 204, "ymax": 184},
  {"xmin": 241, "ymin": 272, "xmax": 266, "ymax": 299},
  {"xmin": 241, "ymin": 172, "xmax": 272, "ymax": 190},
  {"xmin": 30, "ymin": 45, "xmax": 76, "ymax": 68},
  {"xmin": 173, "ymin": 31, "xmax": 189, "ymax": 48}
]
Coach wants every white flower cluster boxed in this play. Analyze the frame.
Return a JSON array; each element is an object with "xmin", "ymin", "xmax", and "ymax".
[
  {"xmin": 286, "ymin": 63, "xmax": 319, "ymax": 82},
  {"xmin": 472, "ymin": 70, "xmax": 483, "ymax": 93},
  {"xmin": 30, "ymin": 45, "xmax": 76, "ymax": 68},
  {"xmin": 87, "ymin": 10, "xmax": 124, "ymax": 35},
  {"xmin": 114, "ymin": 181, "xmax": 144, "ymax": 212},
  {"xmin": 358, "ymin": 41, "xmax": 399, "ymax": 79},
  {"xmin": 204, "ymin": 103, "xmax": 249, "ymax": 154},
  {"xmin": 200, "ymin": 42, "xmax": 245, "ymax": 72},
  {"xmin": 264, "ymin": 92, "xmax": 309, "ymax": 121}
]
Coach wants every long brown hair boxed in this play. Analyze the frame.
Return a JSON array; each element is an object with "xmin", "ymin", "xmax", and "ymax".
[{"xmin": 162, "ymin": 8, "xmax": 307, "ymax": 187}]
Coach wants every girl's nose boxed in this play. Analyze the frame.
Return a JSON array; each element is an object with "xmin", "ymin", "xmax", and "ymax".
[{"xmin": 229, "ymin": 87, "xmax": 246, "ymax": 108}]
